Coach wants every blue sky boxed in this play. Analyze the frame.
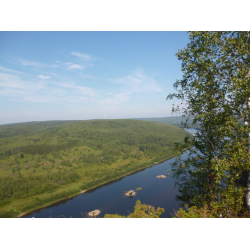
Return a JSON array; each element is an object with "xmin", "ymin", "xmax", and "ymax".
[{"xmin": 0, "ymin": 31, "xmax": 190, "ymax": 125}]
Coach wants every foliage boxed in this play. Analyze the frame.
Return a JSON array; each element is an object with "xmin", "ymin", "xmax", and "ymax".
[
  {"xmin": 173, "ymin": 204, "xmax": 214, "ymax": 218},
  {"xmin": 167, "ymin": 31, "xmax": 250, "ymax": 217},
  {"xmin": 174, "ymin": 203, "xmax": 250, "ymax": 218},
  {"xmin": 104, "ymin": 200, "xmax": 165, "ymax": 218}
]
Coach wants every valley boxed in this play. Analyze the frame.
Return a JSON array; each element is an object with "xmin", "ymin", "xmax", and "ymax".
[{"xmin": 0, "ymin": 119, "xmax": 192, "ymax": 217}]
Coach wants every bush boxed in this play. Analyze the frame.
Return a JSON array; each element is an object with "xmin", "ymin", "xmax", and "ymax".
[
  {"xmin": 105, "ymin": 200, "xmax": 165, "ymax": 218},
  {"xmin": 173, "ymin": 203, "xmax": 250, "ymax": 218}
]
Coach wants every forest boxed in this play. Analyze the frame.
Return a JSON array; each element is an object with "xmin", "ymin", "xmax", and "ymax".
[{"xmin": 0, "ymin": 119, "xmax": 192, "ymax": 217}]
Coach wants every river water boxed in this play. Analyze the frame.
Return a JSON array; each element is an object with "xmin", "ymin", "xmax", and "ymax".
[{"xmin": 24, "ymin": 129, "xmax": 197, "ymax": 218}]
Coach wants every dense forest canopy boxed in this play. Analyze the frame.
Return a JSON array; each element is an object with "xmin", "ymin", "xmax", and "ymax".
[
  {"xmin": 0, "ymin": 116, "xmax": 198, "ymax": 139},
  {"xmin": 0, "ymin": 120, "xmax": 76, "ymax": 138},
  {"xmin": 0, "ymin": 119, "xmax": 192, "ymax": 217}
]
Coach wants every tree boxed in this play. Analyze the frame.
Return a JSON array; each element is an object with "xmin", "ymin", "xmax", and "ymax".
[
  {"xmin": 167, "ymin": 31, "xmax": 250, "ymax": 217},
  {"xmin": 104, "ymin": 200, "xmax": 165, "ymax": 218}
]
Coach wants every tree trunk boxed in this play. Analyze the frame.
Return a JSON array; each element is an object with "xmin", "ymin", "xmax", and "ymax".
[
  {"xmin": 245, "ymin": 31, "xmax": 250, "ymax": 211},
  {"xmin": 246, "ymin": 97, "xmax": 250, "ymax": 211}
]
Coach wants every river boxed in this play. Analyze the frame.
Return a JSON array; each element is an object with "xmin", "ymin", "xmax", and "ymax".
[{"xmin": 23, "ymin": 128, "xmax": 197, "ymax": 218}]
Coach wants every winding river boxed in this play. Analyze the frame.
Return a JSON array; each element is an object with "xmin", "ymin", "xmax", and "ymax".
[{"xmin": 23, "ymin": 128, "xmax": 197, "ymax": 218}]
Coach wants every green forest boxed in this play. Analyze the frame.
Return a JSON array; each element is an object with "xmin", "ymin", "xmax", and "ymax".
[{"xmin": 0, "ymin": 119, "xmax": 192, "ymax": 217}]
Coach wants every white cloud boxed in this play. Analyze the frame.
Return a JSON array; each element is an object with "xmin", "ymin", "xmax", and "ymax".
[
  {"xmin": 110, "ymin": 69, "xmax": 163, "ymax": 93},
  {"xmin": 38, "ymin": 75, "xmax": 50, "ymax": 79},
  {"xmin": 20, "ymin": 59, "xmax": 83, "ymax": 71},
  {"xmin": 75, "ymin": 86, "xmax": 97, "ymax": 96},
  {"xmin": 71, "ymin": 52, "xmax": 94, "ymax": 61},
  {"xmin": 0, "ymin": 72, "xmax": 97, "ymax": 103},
  {"xmin": 53, "ymin": 61, "xmax": 84, "ymax": 70},
  {"xmin": 50, "ymin": 81, "xmax": 97, "ymax": 97},
  {"xmin": 79, "ymin": 73, "xmax": 95, "ymax": 79},
  {"xmin": 0, "ymin": 73, "xmax": 46, "ymax": 90},
  {"xmin": 0, "ymin": 66, "xmax": 25, "ymax": 75},
  {"xmin": 95, "ymin": 69, "xmax": 163, "ymax": 107},
  {"xmin": 20, "ymin": 60, "xmax": 42, "ymax": 67},
  {"xmin": 98, "ymin": 93, "xmax": 130, "ymax": 105},
  {"xmin": 65, "ymin": 62, "xmax": 83, "ymax": 70}
]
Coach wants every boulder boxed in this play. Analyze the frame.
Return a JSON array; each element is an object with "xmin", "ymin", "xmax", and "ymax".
[{"xmin": 88, "ymin": 209, "xmax": 101, "ymax": 217}]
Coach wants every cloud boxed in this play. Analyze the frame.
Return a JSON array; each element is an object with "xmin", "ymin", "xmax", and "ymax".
[
  {"xmin": 20, "ymin": 60, "xmax": 42, "ymax": 67},
  {"xmin": 110, "ymin": 69, "xmax": 163, "ymax": 93},
  {"xmin": 65, "ymin": 62, "xmax": 84, "ymax": 70},
  {"xmin": 0, "ymin": 72, "xmax": 97, "ymax": 103},
  {"xmin": 79, "ymin": 73, "xmax": 95, "ymax": 79},
  {"xmin": 0, "ymin": 73, "xmax": 46, "ymax": 90},
  {"xmin": 53, "ymin": 61, "xmax": 84, "ymax": 70},
  {"xmin": 71, "ymin": 52, "xmax": 95, "ymax": 61},
  {"xmin": 75, "ymin": 86, "xmax": 97, "ymax": 96},
  {"xmin": 66, "ymin": 63, "xmax": 84, "ymax": 69},
  {"xmin": 50, "ymin": 81, "xmax": 97, "ymax": 97},
  {"xmin": 96, "ymin": 69, "xmax": 163, "ymax": 107},
  {"xmin": 98, "ymin": 93, "xmax": 130, "ymax": 105},
  {"xmin": 20, "ymin": 59, "xmax": 83, "ymax": 71},
  {"xmin": 0, "ymin": 66, "xmax": 25, "ymax": 75},
  {"xmin": 37, "ymin": 75, "xmax": 50, "ymax": 79}
]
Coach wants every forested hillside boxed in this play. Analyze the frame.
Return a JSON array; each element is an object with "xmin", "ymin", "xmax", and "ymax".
[
  {"xmin": 0, "ymin": 119, "xmax": 192, "ymax": 217},
  {"xmin": 133, "ymin": 116, "xmax": 244, "ymax": 129},
  {"xmin": 0, "ymin": 120, "xmax": 74, "ymax": 138}
]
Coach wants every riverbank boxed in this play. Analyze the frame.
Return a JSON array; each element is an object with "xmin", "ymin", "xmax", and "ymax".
[
  {"xmin": 17, "ymin": 191, "xmax": 83, "ymax": 218},
  {"xmin": 17, "ymin": 151, "xmax": 183, "ymax": 218}
]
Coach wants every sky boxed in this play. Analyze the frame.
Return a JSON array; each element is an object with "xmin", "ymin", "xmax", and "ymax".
[{"xmin": 0, "ymin": 31, "xmax": 190, "ymax": 125}]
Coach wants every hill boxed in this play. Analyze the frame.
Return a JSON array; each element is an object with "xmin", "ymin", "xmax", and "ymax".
[
  {"xmin": 0, "ymin": 120, "xmax": 75, "ymax": 138},
  {"xmin": 133, "ymin": 116, "xmax": 245, "ymax": 129},
  {"xmin": 133, "ymin": 116, "xmax": 201, "ymax": 128}
]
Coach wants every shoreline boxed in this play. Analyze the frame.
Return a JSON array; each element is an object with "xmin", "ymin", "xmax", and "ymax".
[{"xmin": 17, "ymin": 147, "xmax": 191, "ymax": 218}]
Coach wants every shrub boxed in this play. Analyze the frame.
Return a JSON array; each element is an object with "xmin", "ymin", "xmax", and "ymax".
[
  {"xmin": 105, "ymin": 200, "xmax": 164, "ymax": 218},
  {"xmin": 173, "ymin": 202, "xmax": 250, "ymax": 218}
]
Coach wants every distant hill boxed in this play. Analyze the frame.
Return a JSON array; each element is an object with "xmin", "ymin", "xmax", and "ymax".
[
  {"xmin": 133, "ymin": 116, "xmax": 244, "ymax": 129},
  {"xmin": 3, "ymin": 116, "xmax": 243, "ymax": 136},
  {"xmin": 0, "ymin": 117, "xmax": 200, "ymax": 138},
  {"xmin": 132, "ymin": 116, "xmax": 200, "ymax": 128},
  {"xmin": 0, "ymin": 120, "xmax": 75, "ymax": 138}
]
